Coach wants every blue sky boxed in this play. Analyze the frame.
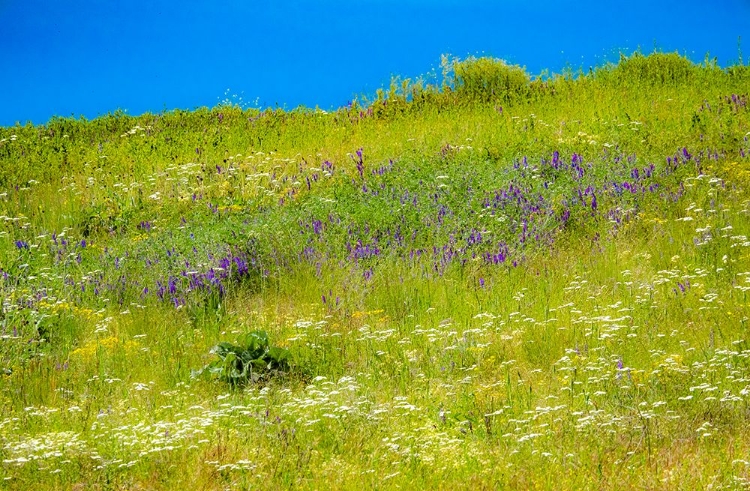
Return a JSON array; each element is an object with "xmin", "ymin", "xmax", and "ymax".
[{"xmin": 1, "ymin": 0, "xmax": 749, "ymax": 127}]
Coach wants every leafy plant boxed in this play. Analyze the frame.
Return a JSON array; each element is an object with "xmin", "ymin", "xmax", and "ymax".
[
  {"xmin": 452, "ymin": 56, "xmax": 531, "ymax": 103},
  {"xmin": 193, "ymin": 330, "xmax": 291, "ymax": 386}
]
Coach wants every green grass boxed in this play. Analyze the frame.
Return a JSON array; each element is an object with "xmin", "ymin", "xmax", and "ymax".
[{"xmin": 1, "ymin": 51, "xmax": 750, "ymax": 489}]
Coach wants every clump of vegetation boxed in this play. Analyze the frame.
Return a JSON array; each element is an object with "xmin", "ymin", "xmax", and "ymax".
[
  {"xmin": 193, "ymin": 330, "xmax": 292, "ymax": 386},
  {"xmin": 451, "ymin": 55, "xmax": 531, "ymax": 103}
]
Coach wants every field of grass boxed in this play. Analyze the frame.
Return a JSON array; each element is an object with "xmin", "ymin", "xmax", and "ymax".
[{"xmin": 1, "ymin": 51, "xmax": 750, "ymax": 489}]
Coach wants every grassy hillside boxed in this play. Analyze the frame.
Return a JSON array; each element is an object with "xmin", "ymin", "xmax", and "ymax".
[{"xmin": 1, "ymin": 52, "xmax": 750, "ymax": 489}]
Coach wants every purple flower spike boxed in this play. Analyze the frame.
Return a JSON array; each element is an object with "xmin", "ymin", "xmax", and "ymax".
[
  {"xmin": 233, "ymin": 256, "xmax": 249, "ymax": 276},
  {"xmin": 352, "ymin": 148, "xmax": 364, "ymax": 178}
]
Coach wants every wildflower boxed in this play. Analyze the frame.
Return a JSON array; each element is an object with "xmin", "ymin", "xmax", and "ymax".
[{"xmin": 352, "ymin": 148, "xmax": 364, "ymax": 178}]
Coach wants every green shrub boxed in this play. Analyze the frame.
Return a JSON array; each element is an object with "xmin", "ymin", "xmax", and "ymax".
[
  {"xmin": 597, "ymin": 51, "xmax": 699, "ymax": 86},
  {"xmin": 451, "ymin": 56, "xmax": 531, "ymax": 103}
]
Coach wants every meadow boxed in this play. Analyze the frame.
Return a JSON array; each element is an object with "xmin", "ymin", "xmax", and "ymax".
[{"xmin": 1, "ymin": 52, "xmax": 750, "ymax": 489}]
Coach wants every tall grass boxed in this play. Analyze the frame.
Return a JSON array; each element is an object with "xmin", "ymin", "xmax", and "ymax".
[{"xmin": 1, "ymin": 51, "xmax": 750, "ymax": 489}]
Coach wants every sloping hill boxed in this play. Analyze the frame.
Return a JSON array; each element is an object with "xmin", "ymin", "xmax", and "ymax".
[{"xmin": 1, "ymin": 53, "xmax": 750, "ymax": 489}]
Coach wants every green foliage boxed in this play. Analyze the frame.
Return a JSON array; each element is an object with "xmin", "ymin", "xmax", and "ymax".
[
  {"xmin": 596, "ymin": 50, "xmax": 707, "ymax": 86},
  {"xmin": 451, "ymin": 56, "xmax": 531, "ymax": 103},
  {"xmin": 193, "ymin": 330, "xmax": 292, "ymax": 386}
]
